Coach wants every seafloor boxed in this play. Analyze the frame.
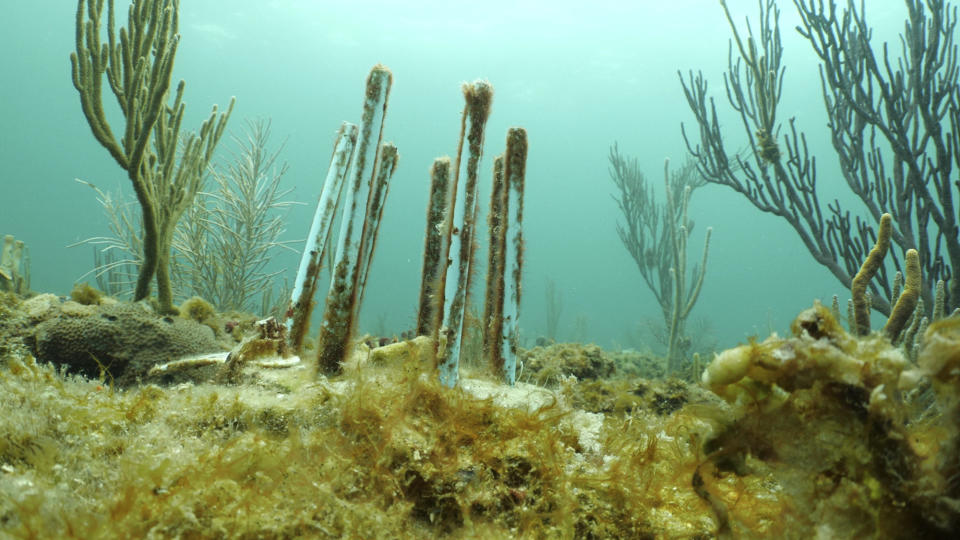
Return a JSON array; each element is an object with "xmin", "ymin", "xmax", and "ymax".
[{"xmin": 0, "ymin": 291, "xmax": 958, "ymax": 539}]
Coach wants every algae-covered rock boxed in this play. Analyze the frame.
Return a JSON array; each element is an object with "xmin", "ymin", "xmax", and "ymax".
[
  {"xmin": 520, "ymin": 342, "xmax": 615, "ymax": 384},
  {"xmin": 562, "ymin": 377, "xmax": 716, "ymax": 417},
  {"xmin": 367, "ymin": 335, "xmax": 434, "ymax": 367},
  {"xmin": 0, "ymin": 292, "xmax": 26, "ymax": 358},
  {"xmin": 698, "ymin": 302, "xmax": 960, "ymax": 536},
  {"xmin": 609, "ymin": 348, "xmax": 666, "ymax": 379},
  {"xmin": 69, "ymin": 282, "xmax": 104, "ymax": 305},
  {"xmin": 34, "ymin": 302, "xmax": 221, "ymax": 386},
  {"xmin": 179, "ymin": 296, "xmax": 216, "ymax": 324},
  {"xmin": 20, "ymin": 293, "xmax": 61, "ymax": 323}
]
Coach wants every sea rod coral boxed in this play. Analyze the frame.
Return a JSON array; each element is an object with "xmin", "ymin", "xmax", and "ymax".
[{"xmin": 71, "ymin": 0, "xmax": 233, "ymax": 314}]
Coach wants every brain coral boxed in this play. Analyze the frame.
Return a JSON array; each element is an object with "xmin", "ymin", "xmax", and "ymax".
[{"xmin": 34, "ymin": 302, "xmax": 220, "ymax": 386}]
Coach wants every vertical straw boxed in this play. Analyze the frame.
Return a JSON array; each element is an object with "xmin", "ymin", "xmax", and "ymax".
[
  {"xmin": 482, "ymin": 156, "xmax": 507, "ymax": 375},
  {"xmin": 437, "ymin": 81, "xmax": 493, "ymax": 387},
  {"xmin": 357, "ymin": 142, "xmax": 399, "ymax": 306},
  {"xmin": 317, "ymin": 65, "xmax": 392, "ymax": 375},
  {"xmin": 416, "ymin": 157, "xmax": 452, "ymax": 340},
  {"xmin": 285, "ymin": 122, "xmax": 358, "ymax": 352},
  {"xmin": 500, "ymin": 128, "xmax": 527, "ymax": 384}
]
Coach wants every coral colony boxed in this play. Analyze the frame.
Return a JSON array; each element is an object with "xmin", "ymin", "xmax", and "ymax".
[{"xmin": 71, "ymin": 0, "xmax": 233, "ymax": 315}]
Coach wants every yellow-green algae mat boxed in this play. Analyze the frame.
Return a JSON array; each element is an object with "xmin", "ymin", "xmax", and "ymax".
[{"xmin": 2, "ymin": 303, "xmax": 960, "ymax": 538}]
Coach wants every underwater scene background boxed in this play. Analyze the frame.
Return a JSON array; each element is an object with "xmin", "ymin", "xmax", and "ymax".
[
  {"xmin": 0, "ymin": 0, "xmax": 909, "ymax": 352},
  {"xmin": 6, "ymin": 2, "xmax": 960, "ymax": 538}
]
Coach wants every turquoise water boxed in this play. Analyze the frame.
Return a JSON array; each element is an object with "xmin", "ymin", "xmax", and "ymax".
[{"xmin": 0, "ymin": 1, "xmax": 906, "ymax": 351}]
